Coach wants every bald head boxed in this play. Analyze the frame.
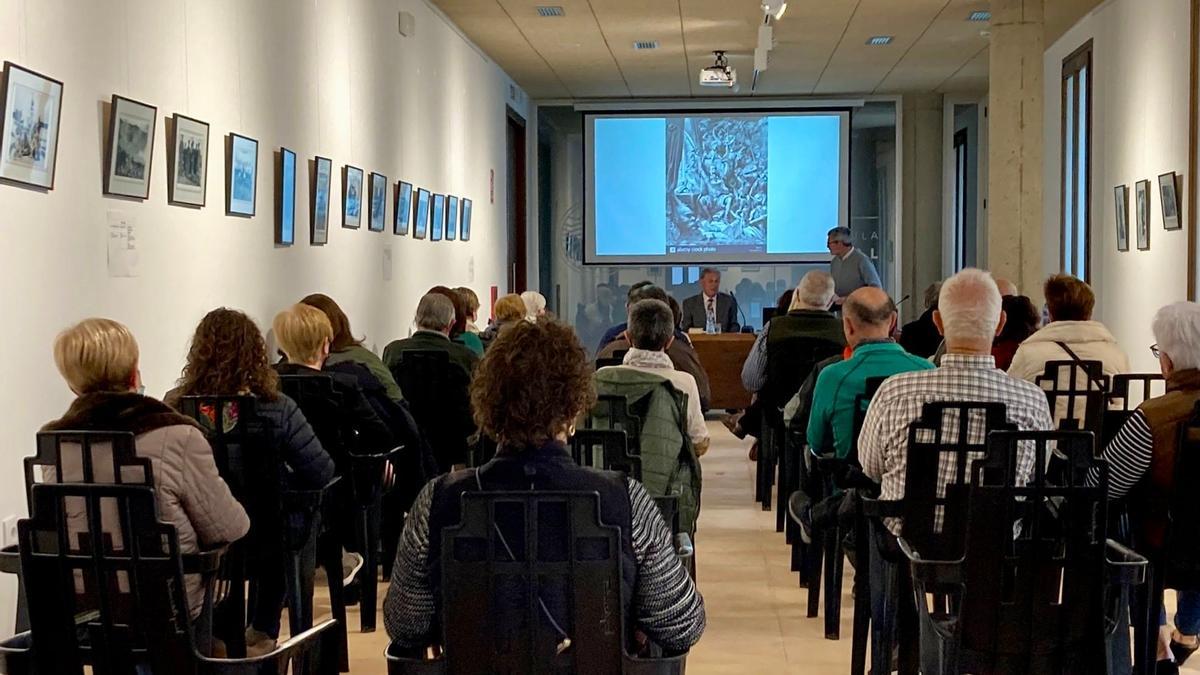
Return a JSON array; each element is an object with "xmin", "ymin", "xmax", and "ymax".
[
  {"xmin": 995, "ymin": 278, "xmax": 1019, "ymax": 297},
  {"xmin": 843, "ymin": 287, "xmax": 897, "ymax": 345}
]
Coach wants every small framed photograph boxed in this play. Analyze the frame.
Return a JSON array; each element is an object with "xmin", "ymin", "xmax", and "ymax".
[
  {"xmin": 445, "ymin": 195, "xmax": 459, "ymax": 241},
  {"xmin": 0, "ymin": 62, "xmax": 64, "ymax": 190},
  {"xmin": 413, "ymin": 188, "xmax": 430, "ymax": 239},
  {"xmin": 394, "ymin": 181, "xmax": 413, "ymax": 235},
  {"xmin": 431, "ymin": 194, "xmax": 446, "ymax": 241},
  {"xmin": 1136, "ymin": 179, "xmax": 1151, "ymax": 251},
  {"xmin": 460, "ymin": 198, "xmax": 473, "ymax": 241},
  {"xmin": 343, "ymin": 165, "xmax": 363, "ymax": 228},
  {"xmin": 311, "ymin": 155, "xmax": 332, "ymax": 245},
  {"xmin": 1114, "ymin": 185, "xmax": 1129, "ymax": 252},
  {"xmin": 169, "ymin": 114, "xmax": 208, "ymax": 206},
  {"xmin": 104, "ymin": 95, "xmax": 156, "ymax": 199},
  {"xmin": 276, "ymin": 148, "xmax": 296, "ymax": 246},
  {"xmin": 368, "ymin": 172, "xmax": 387, "ymax": 232},
  {"xmin": 1159, "ymin": 171, "xmax": 1181, "ymax": 231},
  {"xmin": 226, "ymin": 133, "xmax": 258, "ymax": 216}
]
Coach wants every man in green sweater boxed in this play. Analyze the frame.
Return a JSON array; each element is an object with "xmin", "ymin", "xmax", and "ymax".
[{"xmin": 807, "ymin": 286, "xmax": 934, "ymax": 460}]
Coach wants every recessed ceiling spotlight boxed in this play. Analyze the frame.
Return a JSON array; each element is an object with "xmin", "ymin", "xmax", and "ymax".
[
  {"xmin": 535, "ymin": 6, "xmax": 564, "ymax": 17},
  {"xmin": 967, "ymin": 11, "xmax": 992, "ymax": 22},
  {"xmin": 866, "ymin": 36, "xmax": 893, "ymax": 46},
  {"xmin": 633, "ymin": 40, "xmax": 659, "ymax": 50},
  {"xmin": 762, "ymin": 0, "xmax": 787, "ymax": 20}
]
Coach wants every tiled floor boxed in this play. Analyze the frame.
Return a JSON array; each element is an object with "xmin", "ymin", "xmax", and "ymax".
[{"xmin": 324, "ymin": 422, "xmax": 1198, "ymax": 673}]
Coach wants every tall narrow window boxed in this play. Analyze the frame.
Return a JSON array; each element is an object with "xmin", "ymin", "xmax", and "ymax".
[
  {"xmin": 953, "ymin": 129, "xmax": 969, "ymax": 271},
  {"xmin": 1061, "ymin": 41, "xmax": 1093, "ymax": 281}
]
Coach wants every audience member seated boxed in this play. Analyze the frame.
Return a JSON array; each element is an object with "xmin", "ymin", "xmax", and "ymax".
[
  {"xmin": 453, "ymin": 286, "xmax": 482, "ymax": 334},
  {"xmin": 383, "ymin": 319, "xmax": 705, "ymax": 653},
  {"xmin": 1095, "ymin": 301, "xmax": 1200, "ymax": 673},
  {"xmin": 168, "ymin": 307, "xmax": 336, "ymax": 656},
  {"xmin": 597, "ymin": 281, "xmax": 691, "ymax": 352},
  {"xmin": 479, "ymin": 293, "xmax": 526, "ymax": 350},
  {"xmin": 576, "ymin": 282, "xmax": 622, "ymax": 355},
  {"xmin": 596, "ymin": 284, "xmax": 711, "ymax": 411},
  {"xmin": 383, "ymin": 293, "xmax": 478, "ymax": 471},
  {"xmin": 898, "ymin": 282, "xmax": 942, "ymax": 358},
  {"xmin": 859, "ymin": 269, "xmax": 1054, "ymax": 536},
  {"xmin": 1007, "ymin": 274, "xmax": 1130, "ymax": 383},
  {"xmin": 992, "ymin": 295, "xmax": 1040, "ymax": 371},
  {"xmin": 598, "ymin": 299, "xmax": 710, "ymax": 455},
  {"xmin": 301, "ymin": 293, "xmax": 405, "ymax": 403},
  {"xmin": 929, "ymin": 278, "xmax": 1021, "ymax": 365},
  {"xmin": 520, "ymin": 290, "xmax": 548, "ymax": 322},
  {"xmin": 428, "ymin": 285, "xmax": 484, "ymax": 356},
  {"xmin": 43, "ymin": 318, "xmax": 249, "ymax": 637}
]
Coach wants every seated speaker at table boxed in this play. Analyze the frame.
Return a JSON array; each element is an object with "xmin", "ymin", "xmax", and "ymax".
[{"xmin": 680, "ymin": 267, "xmax": 740, "ymax": 333}]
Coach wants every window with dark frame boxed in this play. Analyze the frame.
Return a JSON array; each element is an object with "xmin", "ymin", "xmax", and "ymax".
[
  {"xmin": 953, "ymin": 128, "xmax": 968, "ymax": 272},
  {"xmin": 1061, "ymin": 40, "xmax": 1093, "ymax": 282}
]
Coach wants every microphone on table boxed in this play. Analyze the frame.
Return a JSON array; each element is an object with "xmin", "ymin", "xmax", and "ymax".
[
  {"xmin": 895, "ymin": 294, "xmax": 911, "ymax": 308},
  {"xmin": 730, "ymin": 291, "xmax": 753, "ymax": 333}
]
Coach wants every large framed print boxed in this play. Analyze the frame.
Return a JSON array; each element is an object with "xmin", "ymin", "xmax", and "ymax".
[
  {"xmin": 104, "ymin": 95, "xmax": 156, "ymax": 199},
  {"xmin": 431, "ymin": 194, "xmax": 445, "ymax": 241},
  {"xmin": 1159, "ymin": 171, "xmax": 1182, "ymax": 231},
  {"xmin": 169, "ymin": 114, "xmax": 209, "ymax": 206},
  {"xmin": 276, "ymin": 147, "xmax": 296, "ymax": 246},
  {"xmin": 445, "ymin": 195, "xmax": 459, "ymax": 241},
  {"xmin": 1114, "ymin": 185, "xmax": 1129, "ymax": 252},
  {"xmin": 368, "ymin": 172, "xmax": 387, "ymax": 232},
  {"xmin": 1136, "ymin": 179, "xmax": 1151, "ymax": 251},
  {"xmin": 311, "ymin": 156, "xmax": 332, "ymax": 245},
  {"xmin": 460, "ymin": 198, "xmax": 472, "ymax": 241},
  {"xmin": 394, "ymin": 181, "xmax": 413, "ymax": 235},
  {"xmin": 343, "ymin": 165, "xmax": 363, "ymax": 228},
  {"xmin": 413, "ymin": 188, "xmax": 430, "ymax": 239},
  {"xmin": 226, "ymin": 133, "xmax": 258, "ymax": 216},
  {"xmin": 0, "ymin": 62, "xmax": 63, "ymax": 189}
]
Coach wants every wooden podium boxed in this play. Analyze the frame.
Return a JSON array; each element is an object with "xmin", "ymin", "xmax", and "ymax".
[{"xmin": 689, "ymin": 332, "xmax": 756, "ymax": 410}]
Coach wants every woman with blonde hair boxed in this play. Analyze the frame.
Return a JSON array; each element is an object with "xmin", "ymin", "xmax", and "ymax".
[{"xmin": 480, "ymin": 293, "xmax": 527, "ymax": 350}]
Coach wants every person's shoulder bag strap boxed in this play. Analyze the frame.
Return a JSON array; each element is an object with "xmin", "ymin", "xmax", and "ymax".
[{"xmin": 1055, "ymin": 341, "xmax": 1106, "ymax": 391}]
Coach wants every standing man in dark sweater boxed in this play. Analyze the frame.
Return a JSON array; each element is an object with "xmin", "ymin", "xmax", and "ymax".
[{"xmin": 827, "ymin": 227, "xmax": 881, "ymax": 307}]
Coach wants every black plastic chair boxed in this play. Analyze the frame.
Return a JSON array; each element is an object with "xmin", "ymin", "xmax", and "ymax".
[
  {"xmin": 384, "ymin": 491, "xmax": 685, "ymax": 674},
  {"xmin": 1103, "ymin": 374, "xmax": 1165, "ymax": 446},
  {"xmin": 898, "ymin": 430, "xmax": 1147, "ymax": 674},
  {"xmin": 756, "ymin": 407, "xmax": 783, "ymax": 512},
  {"xmin": 390, "ymin": 350, "xmax": 473, "ymax": 472},
  {"xmin": 1035, "ymin": 359, "xmax": 1110, "ymax": 436}
]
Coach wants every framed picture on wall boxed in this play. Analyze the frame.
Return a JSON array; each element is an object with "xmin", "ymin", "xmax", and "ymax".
[
  {"xmin": 446, "ymin": 195, "xmax": 459, "ymax": 241},
  {"xmin": 413, "ymin": 188, "xmax": 430, "ymax": 239},
  {"xmin": 276, "ymin": 147, "xmax": 296, "ymax": 246},
  {"xmin": 226, "ymin": 133, "xmax": 258, "ymax": 216},
  {"xmin": 104, "ymin": 95, "xmax": 156, "ymax": 199},
  {"xmin": 168, "ymin": 114, "xmax": 208, "ymax": 207},
  {"xmin": 343, "ymin": 165, "xmax": 363, "ymax": 228},
  {"xmin": 1114, "ymin": 185, "xmax": 1129, "ymax": 252},
  {"xmin": 368, "ymin": 172, "xmax": 387, "ymax": 232},
  {"xmin": 311, "ymin": 155, "xmax": 332, "ymax": 245},
  {"xmin": 431, "ymin": 193, "xmax": 446, "ymax": 241},
  {"xmin": 0, "ymin": 62, "xmax": 63, "ymax": 190},
  {"xmin": 1136, "ymin": 179, "xmax": 1151, "ymax": 251},
  {"xmin": 460, "ymin": 198, "xmax": 472, "ymax": 241},
  {"xmin": 1159, "ymin": 171, "xmax": 1181, "ymax": 231},
  {"xmin": 394, "ymin": 181, "xmax": 413, "ymax": 235}
]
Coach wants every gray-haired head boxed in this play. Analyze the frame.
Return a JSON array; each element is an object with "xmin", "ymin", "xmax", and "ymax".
[
  {"xmin": 415, "ymin": 293, "xmax": 456, "ymax": 333},
  {"xmin": 844, "ymin": 287, "xmax": 896, "ymax": 331},
  {"xmin": 790, "ymin": 271, "xmax": 836, "ymax": 311},
  {"xmin": 627, "ymin": 299, "xmax": 675, "ymax": 351},
  {"xmin": 936, "ymin": 268, "xmax": 1002, "ymax": 350},
  {"xmin": 826, "ymin": 227, "xmax": 853, "ymax": 245},
  {"xmin": 628, "ymin": 283, "xmax": 669, "ymax": 306},
  {"xmin": 1153, "ymin": 302, "xmax": 1200, "ymax": 371}
]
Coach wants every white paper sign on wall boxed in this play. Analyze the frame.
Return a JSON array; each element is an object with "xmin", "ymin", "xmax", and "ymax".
[
  {"xmin": 383, "ymin": 244, "xmax": 394, "ymax": 282},
  {"xmin": 107, "ymin": 211, "xmax": 139, "ymax": 278}
]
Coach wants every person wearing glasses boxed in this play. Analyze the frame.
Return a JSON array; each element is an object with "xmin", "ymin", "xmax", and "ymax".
[{"xmin": 1092, "ymin": 302, "xmax": 1200, "ymax": 674}]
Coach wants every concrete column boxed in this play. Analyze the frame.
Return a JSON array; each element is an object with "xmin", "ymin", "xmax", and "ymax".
[
  {"xmin": 987, "ymin": 0, "xmax": 1045, "ymax": 301},
  {"xmin": 901, "ymin": 94, "xmax": 944, "ymax": 322}
]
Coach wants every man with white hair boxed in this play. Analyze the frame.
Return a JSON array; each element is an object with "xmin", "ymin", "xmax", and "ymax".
[
  {"xmin": 1095, "ymin": 302, "xmax": 1200, "ymax": 673},
  {"xmin": 858, "ymin": 268, "xmax": 1053, "ymax": 536}
]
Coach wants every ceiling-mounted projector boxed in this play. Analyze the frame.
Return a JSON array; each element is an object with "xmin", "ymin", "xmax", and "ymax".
[{"xmin": 699, "ymin": 51, "xmax": 737, "ymax": 88}]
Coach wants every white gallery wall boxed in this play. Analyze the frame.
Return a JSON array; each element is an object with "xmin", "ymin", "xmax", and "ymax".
[
  {"xmin": 1043, "ymin": 0, "xmax": 1191, "ymax": 372},
  {"xmin": 0, "ymin": 0, "xmax": 526, "ymax": 631}
]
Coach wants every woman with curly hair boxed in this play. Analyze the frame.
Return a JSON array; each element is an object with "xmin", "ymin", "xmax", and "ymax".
[
  {"xmin": 300, "ymin": 293, "xmax": 404, "ymax": 403},
  {"xmin": 169, "ymin": 307, "xmax": 334, "ymax": 656},
  {"xmin": 383, "ymin": 319, "xmax": 706, "ymax": 655}
]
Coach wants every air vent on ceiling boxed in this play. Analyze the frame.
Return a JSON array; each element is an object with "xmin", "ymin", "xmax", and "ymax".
[
  {"xmin": 633, "ymin": 40, "xmax": 659, "ymax": 50},
  {"xmin": 866, "ymin": 35, "xmax": 893, "ymax": 46},
  {"xmin": 967, "ymin": 10, "xmax": 991, "ymax": 22},
  {"xmin": 536, "ymin": 6, "xmax": 564, "ymax": 17}
]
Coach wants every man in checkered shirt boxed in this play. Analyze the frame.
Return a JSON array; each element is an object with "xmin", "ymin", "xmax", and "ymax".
[{"xmin": 859, "ymin": 268, "xmax": 1054, "ymax": 536}]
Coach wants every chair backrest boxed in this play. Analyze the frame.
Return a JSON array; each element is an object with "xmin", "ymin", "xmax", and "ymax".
[
  {"xmin": 390, "ymin": 350, "xmax": 469, "ymax": 470},
  {"xmin": 24, "ymin": 431, "xmax": 153, "ymax": 510},
  {"xmin": 440, "ymin": 491, "xmax": 625, "ymax": 674},
  {"xmin": 569, "ymin": 428, "xmax": 639, "ymax": 480},
  {"xmin": 583, "ymin": 395, "xmax": 644, "ymax": 456},
  {"xmin": 763, "ymin": 333, "xmax": 843, "ymax": 408},
  {"xmin": 901, "ymin": 401, "xmax": 1015, "ymax": 553},
  {"xmin": 1104, "ymin": 373, "xmax": 1166, "ymax": 445},
  {"xmin": 20, "ymin": 481, "xmax": 196, "ymax": 674},
  {"xmin": 955, "ymin": 430, "xmax": 1108, "ymax": 672},
  {"xmin": 1034, "ymin": 360, "xmax": 1109, "ymax": 436},
  {"xmin": 848, "ymin": 376, "xmax": 888, "ymax": 465},
  {"xmin": 279, "ymin": 373, "xmax": 353, "ymax": 469}
]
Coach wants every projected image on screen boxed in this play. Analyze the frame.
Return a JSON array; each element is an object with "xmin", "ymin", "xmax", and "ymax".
[
  {"xmin": 585, "ymin": 110, "xmax": 849, "ymax": 265},
  {"xmin": 668, "ymin": 117, "xmax": 767, "ymax": 254}
]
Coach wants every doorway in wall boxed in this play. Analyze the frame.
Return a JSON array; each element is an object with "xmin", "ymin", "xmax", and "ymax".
[
  {"xmin": 506, "ymin": 109, "xmax": 527, "ymax": 294},
  {"xmin": 945, "ymin": 100, "xmax": 985, "ymax": 274}
]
